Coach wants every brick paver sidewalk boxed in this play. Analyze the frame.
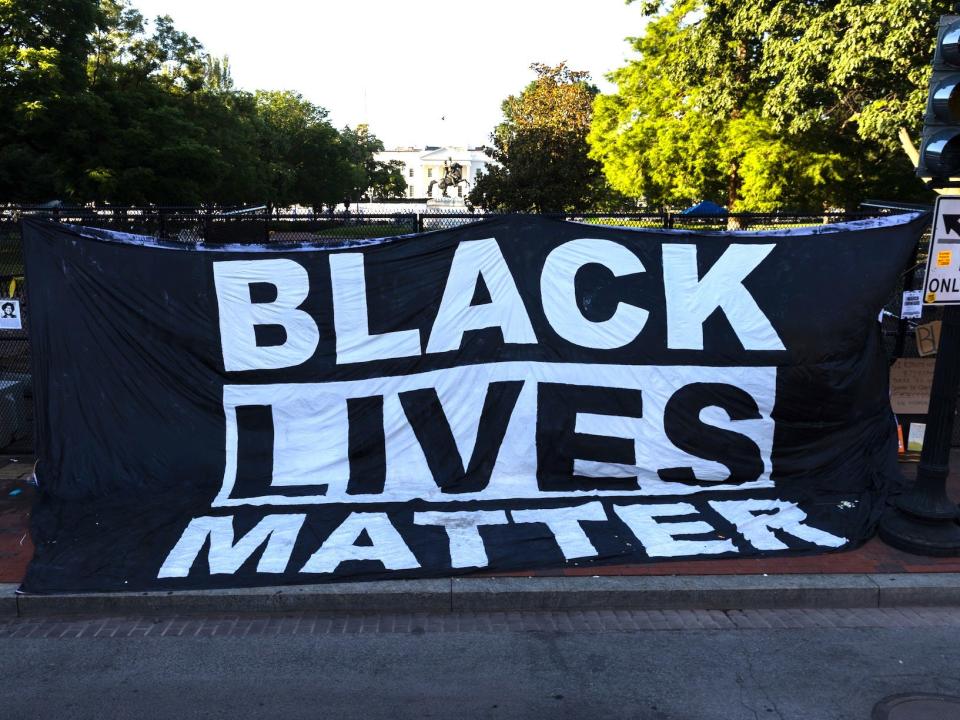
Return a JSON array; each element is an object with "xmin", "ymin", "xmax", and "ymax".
[{"xmin": 0, "ymin": 455, "xmax": 32, "ymax": 583}]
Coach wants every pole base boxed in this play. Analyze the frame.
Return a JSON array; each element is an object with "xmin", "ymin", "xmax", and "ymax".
[
  {"xmin": 893, "ymin": 485, "xmax": 960, "ymax": 520},
  {"xmin": 878, "ymin": 508, "xmax": 960, "ymax": 556}
]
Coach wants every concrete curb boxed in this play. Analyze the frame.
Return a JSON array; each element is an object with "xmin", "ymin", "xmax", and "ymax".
[
  {"xmin": 11, "ymin": 573, "xmax": 960, "ymax": 617},
  {"xmin": 1, "ymin": 583, "xmax": 18, "ymax": 617},
  {"xmin": 15, "ymin": 579, "xmax": 451, "ymax": 617},
  {"xmin": 450, "ymin": 574, "xmax": 882, "ymax": 611},
  {"xmin": 872, "ymin": 573, "xmax": 960, "ymax": 607}
]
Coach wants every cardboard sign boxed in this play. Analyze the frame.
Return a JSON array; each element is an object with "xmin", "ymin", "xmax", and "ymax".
[
  {"xmin": 916, "ymin": 320, "xmax": 942, "ymax": 357},
  {"xmin": 890, "ymin": 358, "xmax": 936, "ymax": 415}
]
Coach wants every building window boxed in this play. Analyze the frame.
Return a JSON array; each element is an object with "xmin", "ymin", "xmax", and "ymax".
[
  {"xmin": 457, "ymin": 186, "xmax": 463, "ymax": 197},
  {"xmin": 475, "ymin": 168, "xmax": 482, "ymax": 178},
  {"xmin": 408, "ymin": 168, "xmax": 414, "ymax": 178},
  {"xmin": 427, "ymin": 168, "xmax": 433, "ymax": 178},
  {"xmin": 409, "ymin": 185, "xmax": 415, "ymax": 197}
]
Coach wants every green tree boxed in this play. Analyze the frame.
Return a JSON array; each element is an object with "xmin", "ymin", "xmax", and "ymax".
[
  {"xmin": 368, "ymin": 159, "xmax": 407, "ymax": 200},
  {"xmin": 0, "ymin": 0, "xmax": 394, "ymax": 207},
  {"xmin": 470, "ymin": 63, "xmax": 619, "ymax": 212},
  {"xmin": 338, "ymin": 124, "xmax": 406, "ymax": 205},
  {"xmin": 0, "ymin": 0, "xmax": 99, "ymax": 199},
  {"xmin": 589, "ymin": 0, "xmax": 933, "ymax": 211},
  {"xmin": 254, "ymin": 90, "xmax": 333, "ymax": 209},
  {"xmin": 65, "ymin": 1, "xmax": 231, "ymax": 203}
]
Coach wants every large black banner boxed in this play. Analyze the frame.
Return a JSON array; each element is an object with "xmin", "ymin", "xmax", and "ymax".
[{"xmin": 22, "ymin": 214, "xmax": 925, "ymax": 592}]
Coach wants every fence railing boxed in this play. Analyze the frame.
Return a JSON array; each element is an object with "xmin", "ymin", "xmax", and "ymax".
[
  {"xmin": 0, "ymin": 205, "xmax": 902, "ymax": 241},
  {"xmin": 0, "ymin": 204, "xmax": 932, "ymax": 451}
]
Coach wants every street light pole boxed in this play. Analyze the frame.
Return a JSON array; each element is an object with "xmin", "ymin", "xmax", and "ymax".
[
  {"xmin": 879, "ymin": 12, "xmax": 960, "ymax": 555},
  {"xmin": 879, "ymin": 304, "xmax": 960, "ymax": 555}
]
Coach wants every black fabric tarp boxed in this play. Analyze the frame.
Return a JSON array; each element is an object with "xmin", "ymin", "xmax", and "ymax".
[{"xmin": 20, "ymin": 213, "xmax": 926, "ymax": 592}]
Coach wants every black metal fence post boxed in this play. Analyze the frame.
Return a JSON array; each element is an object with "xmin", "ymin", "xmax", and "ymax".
[{"xmin": 893, "ymin": 242, "xmax": 921, "ymax": 360}]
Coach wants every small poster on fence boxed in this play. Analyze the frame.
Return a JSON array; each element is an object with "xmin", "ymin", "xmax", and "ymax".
[
  {"xmin": 0, "ymin": 299, "xmax": 22, "ymax": 330},
  {"xmin": 907, "ymin": 423, "xmax": 926, "ymax": 454},
  {"xmin": 901, "ymin": 290, "xmax": 923, "ymax": 319}
]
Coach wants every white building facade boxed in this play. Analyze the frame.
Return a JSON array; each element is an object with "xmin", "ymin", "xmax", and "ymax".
[{"xmin": 376, "ymin": 146, "xmax": 495, "ymax": 200}]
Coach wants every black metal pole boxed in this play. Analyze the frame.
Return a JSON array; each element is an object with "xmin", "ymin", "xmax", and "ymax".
[
  {"xmin": 893, "ymin": 243, "xmax": 921, "ymax": 360},
  {"xmin": 879, "ymin": 304, "xmax": 960, "ymax": 555}
]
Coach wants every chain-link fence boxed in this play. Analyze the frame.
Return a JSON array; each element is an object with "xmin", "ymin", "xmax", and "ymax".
[
  {"xmin": 0, "ymin": 214, "xmax": 30, "ymax": 452},
  {"xmin": 417, "ymin": 209, "xmax": 901, "ymax": 233},
  {"xmin": 0, "ymin": 204, "xmax": 928, "ymax": 452},
  {"xmin": 0, "ymin": 206, "xmax": 904, "ymax": 240},
  {"xmin": 874, "ymin": 222, "xmax": 960, "ymax": 446}
]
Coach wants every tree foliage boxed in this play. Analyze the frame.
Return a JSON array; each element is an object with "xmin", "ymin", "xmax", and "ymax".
[
  {"xmin": 339, "ymin": 124, "xmax": 408, "ymax": 205},
  {"xmin": 0, "ymin": 0, "xmax": 401, "ymax": 207},
  {"xmin": 470, "ymin": 63, "xmax": 621, "ymax": 212},
  {"xmin": 589, "ymin": 0, "xmax": 935, "ymax": 211},
  {"xmin": 0, "ymin": 0, "xmax": 100, "ymax": 199}
]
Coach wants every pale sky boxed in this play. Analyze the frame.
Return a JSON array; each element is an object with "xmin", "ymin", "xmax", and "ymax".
[{"xmin": 131, "ymin": 0, "xmax": 647, "ymax": 148}]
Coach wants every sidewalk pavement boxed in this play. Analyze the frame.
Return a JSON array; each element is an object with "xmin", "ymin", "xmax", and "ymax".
[
  {"xmin": 0, "ymin": 456, "xmax": 32, "ymax": 583},
  {"xmin": 3, "ymin": 452, "xmax": 960, "ymax": 617}
]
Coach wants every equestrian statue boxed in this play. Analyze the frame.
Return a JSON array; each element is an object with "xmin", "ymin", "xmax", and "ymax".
[{"xmin": 427, "ymin": 159, "xmax": 469, "ymax": 198}]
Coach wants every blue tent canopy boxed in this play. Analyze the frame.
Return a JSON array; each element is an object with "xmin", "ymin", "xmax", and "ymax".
[{"xmin": 681, "ymin": 200, "xmax": 727, "ymax": 216}]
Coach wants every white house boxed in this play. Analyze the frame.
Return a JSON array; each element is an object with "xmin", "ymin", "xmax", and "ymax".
[{"xmin": 376, "ymin": 146, "xmax": 496, "ymax": 200}]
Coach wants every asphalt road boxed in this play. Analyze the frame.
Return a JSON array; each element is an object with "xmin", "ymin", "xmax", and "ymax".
[{"xmin": 4, "ymin": 608, "xmax": 960, "ymax": 720}]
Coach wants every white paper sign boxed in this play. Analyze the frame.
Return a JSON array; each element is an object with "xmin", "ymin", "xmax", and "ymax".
[
  {"xmin": 0, "ymin": 299, "xmax": 22, "ymax": 330},
  {"xmin": 901, "ymin": 290, "xmax": 923, "ymax": 319}
]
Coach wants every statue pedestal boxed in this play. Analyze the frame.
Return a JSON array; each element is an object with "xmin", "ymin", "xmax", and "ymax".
[{"xmin": 425, "ymin": 196, "xmax": 466, "ymax": 208}]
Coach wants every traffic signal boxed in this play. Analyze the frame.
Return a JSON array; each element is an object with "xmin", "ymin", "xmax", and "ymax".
[{"xmin": 918, "ymin": 15, "xmax": 960, "ymax": 183}]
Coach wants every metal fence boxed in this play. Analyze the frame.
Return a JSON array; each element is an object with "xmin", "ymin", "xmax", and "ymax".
[
  {"xmin": 0, "ymin": 204, "xmax": 931, "ymax": 452},
  {"xmin": 0, "ymin": 205, "xmax": 904, "ymax": 240},
  {"xmin": 0, "ymin": 215, "xmax": 29, "ymax": 452}
]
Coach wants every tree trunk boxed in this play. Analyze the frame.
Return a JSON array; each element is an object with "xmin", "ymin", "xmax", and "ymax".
[{"xmin": 726, "ymin": 159, "xmax": 741, "ymax": 230}]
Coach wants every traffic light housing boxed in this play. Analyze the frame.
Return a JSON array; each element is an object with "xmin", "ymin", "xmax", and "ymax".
[{"xmin": 918, "ymin": 15, "xmax": 960, "ymax": 184}]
